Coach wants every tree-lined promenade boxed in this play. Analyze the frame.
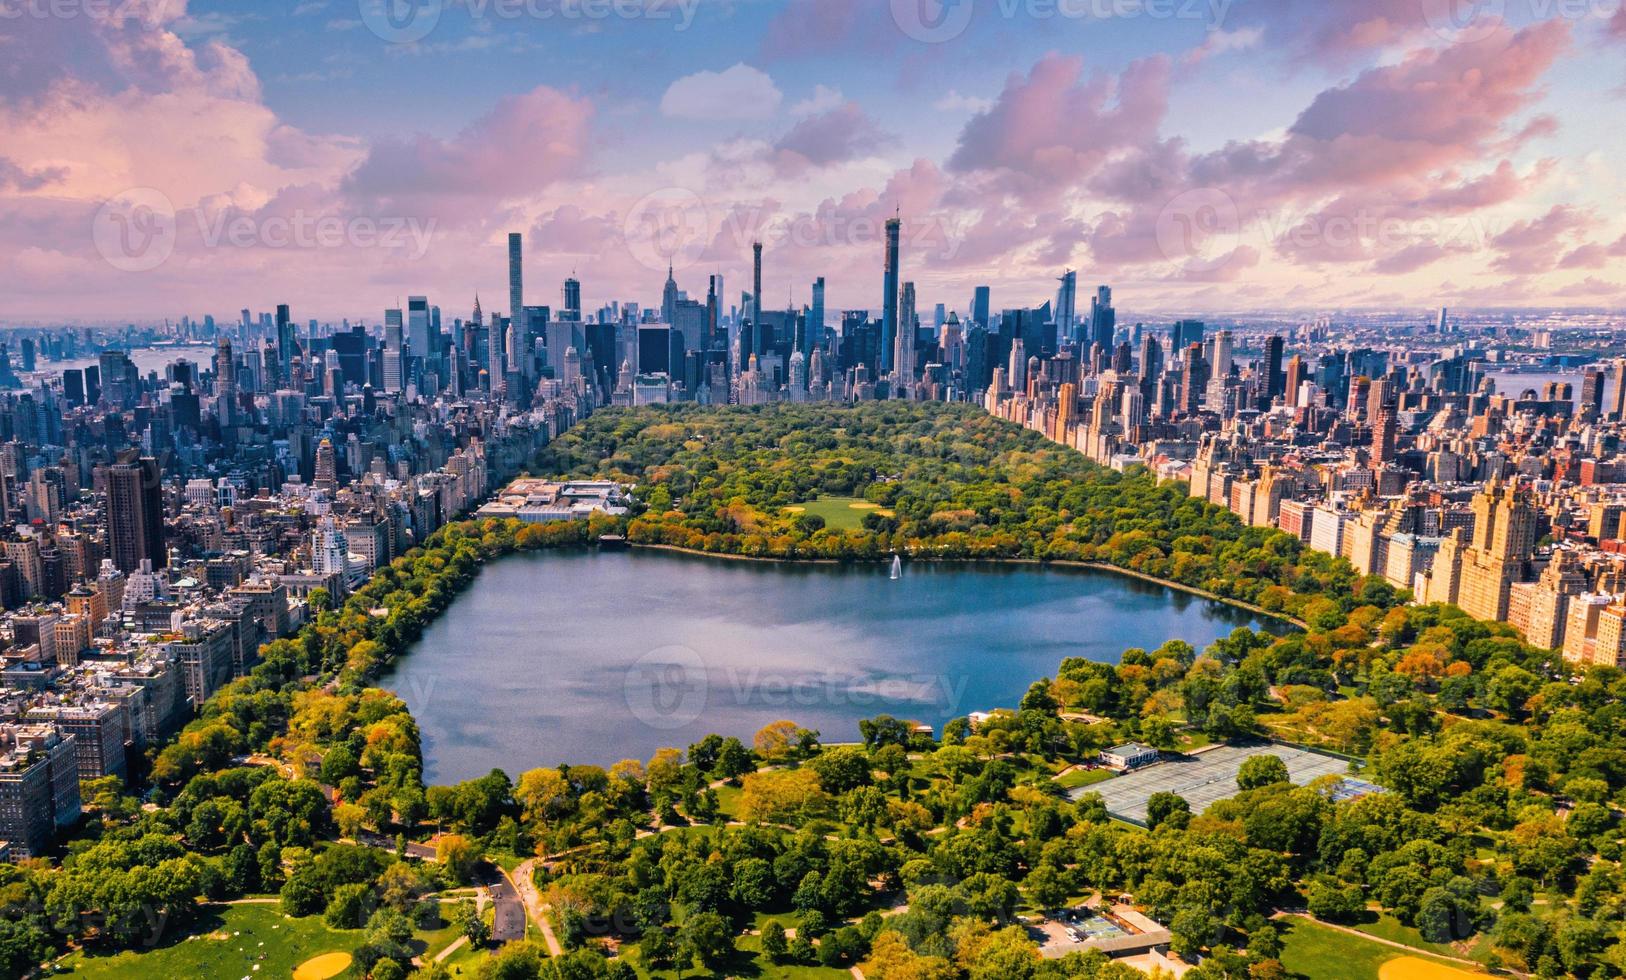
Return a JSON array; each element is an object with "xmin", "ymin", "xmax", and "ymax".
[{"xmin": 5, "ymin": 403, "xmax": 1621, "ymax": 980}]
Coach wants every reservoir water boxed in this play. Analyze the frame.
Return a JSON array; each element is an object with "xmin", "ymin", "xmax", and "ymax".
[{"xmin": 387, "ymin": 549, "xmax": 1284, "ymax": 782}]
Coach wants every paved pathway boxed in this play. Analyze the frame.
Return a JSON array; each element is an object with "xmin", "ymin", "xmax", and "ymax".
[
  {"xmin": 1270, "ymin": 911, "xmax": 1483, "ymax": 969},
  {"xmin": 434, "ymin": 934, "xmax": 469, "ymax": 963},
  {"xmin": 510, "ymin": 859, "xmax": 564, "ymax": 956}
]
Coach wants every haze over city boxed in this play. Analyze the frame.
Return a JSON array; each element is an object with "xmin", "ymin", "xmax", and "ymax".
[{"xmin": 6, "ymin": 0, "xmax": 1626, "ymax": 321}]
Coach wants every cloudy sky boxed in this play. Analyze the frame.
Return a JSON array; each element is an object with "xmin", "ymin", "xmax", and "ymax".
[{"xmin": 4, "ymin": 0, "xmax": 1626, "ymax": 323}]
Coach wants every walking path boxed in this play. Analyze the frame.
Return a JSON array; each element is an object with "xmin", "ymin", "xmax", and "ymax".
[
  {"xmin": 1270, "ymin": 911, "xmax": 1484, "ymax": 969},
  {"xmin": 510, "ymin": 859, "xmax": 564, "ymax": 956},
  {"xmin": 434, "ymin": 935, "xmax": 469, "ymax": 963}
]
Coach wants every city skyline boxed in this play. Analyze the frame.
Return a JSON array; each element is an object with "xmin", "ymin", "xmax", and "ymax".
[{"xmin": 4, "ymin": 1, "xmax": 1626, "ymax": 321}]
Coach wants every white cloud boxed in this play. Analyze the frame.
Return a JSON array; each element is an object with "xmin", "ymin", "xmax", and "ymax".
[
  {"xmin": 790, "ymin": 84, "xmax": 844, "ymax": 116},
  {"xmin": 660, "ymin": 64, "xmax": 782, "ymax": 121},
  {"xmin": 934, "ymin": 90, "xmax": 993, "ymax": 113}
]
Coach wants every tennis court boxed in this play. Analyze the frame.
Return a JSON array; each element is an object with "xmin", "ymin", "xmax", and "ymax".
[{"xmin": 1073, "ymin": 742, "xmax": 1354, "ymax": 825}]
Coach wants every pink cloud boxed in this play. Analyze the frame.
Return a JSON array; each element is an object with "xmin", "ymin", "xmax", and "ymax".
[
  {"xmin": 343, "ymin": 87, "xmax": 593, "ymax": 215},
  {"xmin": 771, "ymin": 103, "xmax": 891, "ymax": 174},
  {"xmin": 948, "ymin": 54, "xmax": 1171, "ymax": 202}
]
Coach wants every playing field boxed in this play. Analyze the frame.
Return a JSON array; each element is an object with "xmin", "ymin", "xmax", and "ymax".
[
  {"xmin": 784, "ymin": 496, "xmax": 893, "ymax": 530},
  {"xmin": 1074, "ymin": 742, "xmax": 1352, "ymax": 824}
]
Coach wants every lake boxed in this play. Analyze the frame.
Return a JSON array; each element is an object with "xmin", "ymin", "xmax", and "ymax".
[{"xmin": 386, "ymin": 548, "xmax": 1285, "ymax": 782}]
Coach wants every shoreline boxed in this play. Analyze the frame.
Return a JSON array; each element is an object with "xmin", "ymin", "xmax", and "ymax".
[{"xmin": 621, "ymin": 541, "xmax": 1306, "ymax": 630}]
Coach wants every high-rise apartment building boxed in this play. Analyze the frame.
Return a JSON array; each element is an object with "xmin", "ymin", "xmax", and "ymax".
[{"xmin": 106, "ymin": 453, "xmax": 165, "ymax": 574}]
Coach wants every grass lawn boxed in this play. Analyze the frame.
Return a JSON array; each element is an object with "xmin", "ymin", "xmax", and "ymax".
[
  {"xmin": 783, "ymin": 496, "xmax": 892, "ymax": 530},
  {"xmin": 56, "ymin": 902, "xmax": 361, "ymax": 980},
  {"xmin": 1278, "ymin": 917, "xmax": 1486, "ymax": 980},
  {"xmin": 712, "ymin": 783, "xmax": 743, "ymax": 819},
  {"xmin": 1054, "ymin": 767, "xmax": 1115, "ymax": 790},
  {"xmin": 1351, "ymin": 911, "xmax": 1475, "ymax": 961}
]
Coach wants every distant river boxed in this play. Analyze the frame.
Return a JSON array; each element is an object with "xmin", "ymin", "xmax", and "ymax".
[{"xmin": 386, "ymin": 549, "xmax": 1287, "ymax": 783}]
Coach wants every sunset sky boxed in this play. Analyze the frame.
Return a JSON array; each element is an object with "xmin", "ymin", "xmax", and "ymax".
[{"xmin": 4, "ymin": 0, "xmax": 1626, "ymax": 322}]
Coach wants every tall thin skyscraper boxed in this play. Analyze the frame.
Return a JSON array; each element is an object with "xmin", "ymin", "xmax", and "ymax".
[
  {"xmin": 751, "ymin": 241, "xmax": 763, "ymax": 357},
  {"xmin": 106, "ymin": 453, "xmax": 165, "ymax": 573},
  {"xmin": 882, "ymin": 217, "xmax": 901, "ymax": 373},
  {"xmin": 808, "ymin": 277, "xmax": 825, "ymax": 358},
  {"xmin": 896, "ymin": 281, "xmax": 917, "ymax": 384},
  {"xmin": 706, "ymin": 275, "xmax": 721, "ymax": 351},
  {"xmin": 275, "ymin": 304, "xmax": 296, "ymax": 381},
  {"xmin": 508, "ymin": 232, "xmax": 523, "ymax": 352},
  {"xmin": 1054, "ymin": 271, "xmax": 1077, "ymax": 348}
]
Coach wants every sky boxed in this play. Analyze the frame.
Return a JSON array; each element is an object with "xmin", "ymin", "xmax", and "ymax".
[{"xmin": 3, "ymin": 0, "xmax": 1626, "ymax": 323}]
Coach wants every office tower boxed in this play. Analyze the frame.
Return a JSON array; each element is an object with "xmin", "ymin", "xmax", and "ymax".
[
  {"xmin": 106, "ymin": 453, "xmax": 165, "ymax": 573},
  {"xmin": 808, "ymin": 278, "xmax": 825, "ymax": 358},
  {"xmin": 1089, "ymin": 285, "xmax": 1114, "ymax": 353},
  {"xmin": 563, "ymin": 278, "xmax": 582, "ymax": 320},
  {"xmin": 508, "ymin": 231, "xmax": 523, "ymax": 339},
  {"xmin": 1180, "ymin": 343, "xmax": 1207, "ymax": 415},
  {"xmin": 408, "ymin": 295, "xmax": 432, "ymax": 363},
  {"xmin": 1437, "ymin": 307, "xmax": 1449, "ymax": 333},
  {"xmin": 1581, "ymin": 368, "xmax": 1606, "ymax": 418},
  {"xmin": 662, "ymin": 265, "xmax": 679, "ymax": 327},
  {"xmin": 881, "ymin": 218, "xmax": 901, "ymax": 373},
  {"xmin": 1172, "ymin": 319, "xmax": 1204, "ymax": 352},
  {"xmin": 637, "ymin": 324, "xmax": 672, "ymax": 376},
  {"xmin": 20, "ymin": 338, "xmax": 34, "ymax": 372},
  {"xmin": 1138, "ymin": 332, "xmax": 1163, "ymax": 403},
  {"xmin": 275, "ymin": 304, "xmax": 297, "ymax": 381},
  {"xmin": 1264, "ymin": 335, "xmax": 1285, "ymax": 404},
  {"xmin": 383, "ymin": 309, "xmax": 404, "ymax": 392},
  {"xmin": 1284, "ymin": 355, "xmax": 1305, "ymax": 408},
  {"xmin": 972, "ymin": 286, "xmax": 990, "ymax": 330},
  {"xmin": 706, "ymin": 275, "xmax": 722, "ymax": 351},
  {"xmin": 896, "ymin": 282, "xmax": 917, "ymax": 385},
  {"xmin": 1054, "ymin": 271, "xmax": 1077, "ymax": 347},
  {"xmin": 1008, "ymin": 337, "xmax": 1026, "ymax": 392}
]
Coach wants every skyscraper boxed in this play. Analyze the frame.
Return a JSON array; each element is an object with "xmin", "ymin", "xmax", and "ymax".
[
  {"xmin": 751, "ymin": 241, "xmax": 763, "ymax": 360},
  {"xmin": 1264, "ymin": 335, "xmax": 1285, "ymax": 405},
  {"xmin": 106, "ymin": 453, "xmax": 165, "ymax": 573},
  {"xmin": 563, "ymin": 278, "xmax": 582, "ymax": 321},
  {"xmin": 881, "ymin": 218, "xmax": 901, "ymax": 373},
  {"xmin": 808, "ymin": 277, "xmax": 825, "ymax": 358},
  {"xmin": 1054, "ymin": 271, "xmax": 1077, "ymax": 348},
  {"xmin": 408, "ymin": 296, "xmax": 432, "ymax": 360},
  {"xmin": 1089, "ymin": 285, "xmax": 1114, "ymax": 353},
  {"xmin": 383, "ymin": 309, "xmax": 404, "ymax": 393},
  {"xmin": 972, "ymin": 286, "xmax": 990, "ymax": 330},
  {"xmin": 275, "ymin": 304, "xmax": 296, "ymax": 381},
  {"xmin": 508, "ymin": 232, "xmax": 523, "ymax": 340},
  {"xmin": 896, "ymin": 281, "xmax": 917, "ymax": 386}
]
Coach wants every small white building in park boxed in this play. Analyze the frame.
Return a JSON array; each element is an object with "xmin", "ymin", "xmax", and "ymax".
[{"xmin": 1100, "ymin": 743, "xmax": 1160, "ymax": 770}]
